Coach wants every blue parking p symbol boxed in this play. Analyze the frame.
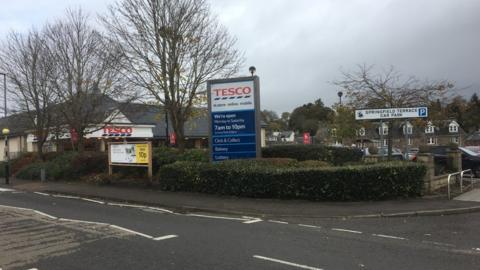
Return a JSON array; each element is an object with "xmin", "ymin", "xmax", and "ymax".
[{"xmin": 418, "ymin": 108, "xmax": 427, "ymax": 117}]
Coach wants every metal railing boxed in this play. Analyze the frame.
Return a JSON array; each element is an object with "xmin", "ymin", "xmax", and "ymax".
[{"xmin": 447, "ymin": 169, "xmax": 474, "ymax": 199}]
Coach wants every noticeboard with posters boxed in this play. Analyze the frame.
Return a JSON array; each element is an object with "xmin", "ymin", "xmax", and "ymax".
[
  {"xmin": 108, "ymin": 142, "xmax": 152, "ymax": 178},
  {"xmin": 207, "ymin": 76, "xmax": 261, "ymax": 161}
]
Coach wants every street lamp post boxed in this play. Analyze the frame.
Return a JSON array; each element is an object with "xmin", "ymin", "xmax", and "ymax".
[
  {"xmin": 2, "ymin": 128, "xmax": 9, "ymax": 185},
  {"xmin": 0, "ymin": 72, "xmax": 8, "ymax": 184},
  {"xmin": 337, "ymin": 91, "xmax": 343, "ymax": 105},
  {"xmin": 249, "ymin": 66, "xmax": 256, "ymax": 76},
  {"xmin": 1, "ymin": 73, "xmax": 5, "ymax": 118}
]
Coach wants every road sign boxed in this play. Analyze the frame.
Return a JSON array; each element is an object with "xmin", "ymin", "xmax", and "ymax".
[
  {"xmin": 355, "ymin": 107, "xmax": 428, "ymax": 120},
  {"xmin": 207, "ymin": 76, "xmax": 261, "ymax": 161},
  {"xmin": 303, "ymin": 133, "xmax": 311, "ymax": 145}
]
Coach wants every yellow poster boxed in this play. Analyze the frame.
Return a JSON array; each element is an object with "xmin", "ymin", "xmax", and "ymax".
[{"xmin": 135, "ymin": 144, "xmax": 149, "ymax": 163}]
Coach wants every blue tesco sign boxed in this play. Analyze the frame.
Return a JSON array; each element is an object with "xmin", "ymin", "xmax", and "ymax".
[{"xmin": 208, "ymin": 77, "xmax": 260, "ymax": 161}]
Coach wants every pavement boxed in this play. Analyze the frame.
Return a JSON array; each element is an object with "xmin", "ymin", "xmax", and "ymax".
[
  {"xmin": 2, "ymin": 178, "xmax": 480, "ymax": 219},
  {"xmin": 455, "ymin": 188, "xmax": 480, "ymax": 202}
]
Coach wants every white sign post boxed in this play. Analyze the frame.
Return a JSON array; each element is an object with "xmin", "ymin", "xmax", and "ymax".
[
  {"xmin": 355, "ymin": 107, "xmax": 428, "ymax": 120},
  {"xmin": 355, "ymin": 107, "xmax": 428, "ymax": 160},
  {"xmin": 108, "ymin": 142, "xmax": 153, "ymax": 179}
]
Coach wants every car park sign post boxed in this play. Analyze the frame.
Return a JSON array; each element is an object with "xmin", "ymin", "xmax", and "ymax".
[
  {"xmin": 207, "ymin": 76, "xmax": 261, "ymax": 161},
  {"xmin": 355, "ymin": 107, "xmax": 428, "ymax": 120},
  {"xmin": 355, "ymin": 106, "xmax": 428, "ymax": 160}
]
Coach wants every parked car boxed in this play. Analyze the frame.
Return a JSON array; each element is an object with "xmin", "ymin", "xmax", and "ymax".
[
  {"xmin": 459, "ymin": 147, "xmax": 480, "ymax": 178},
  {"xmin": 424, "ymin": 146, "xmax": 480, "ymax": 177},
  {"xmin": 366, "ymin": 147, "xmax": 405, "ymax": 160},
  {"xmin": 407, "ymin": 148, "xmax": 419, "ymax": 161}
]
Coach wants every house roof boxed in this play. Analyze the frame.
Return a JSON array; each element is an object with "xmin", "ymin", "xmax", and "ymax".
[{"xmin": 0, "ymin": 112, "xmax": 32, "ymax": 136}]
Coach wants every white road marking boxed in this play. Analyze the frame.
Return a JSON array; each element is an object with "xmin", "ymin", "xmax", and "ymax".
[
  {"xmin": 146, "ymin": 206, "xmax": 174, "ymax": 214},
  {"xmin": 33, "ymin": 210, "xmax": 57, "ymax": 220},
  {"xmin": 108, "ymin": 202, "xmax": 146, "ymax": 208},
  {"xmin": 52, "ymin": 194, "xmax": 80, "ymax": 199},
  {"xmin": 422, "ymin": 240, "xmax": 455, "ymax": 247},
  {"xmin": 186, "ymin": 213, "xmax": 248, "ymax": 221},
  {"xmin": 473, "ymin": 248, "xmax": 480, "ymax": 251},
  {"xmin": 243, "ymin": 218, "xmax": 262, "ymax": 224},
  {"xmin": 80, "ymin": 198, "xmax": 105, "ymax": 204},
  {"xmin": 372, "ymin": 234, "xmax": 406, "ymax": 240},
  {"xmin": 299, "ymin": 224, "xmax": 320, "ymax": 229},
  {"xmin": 11, "ymin": 191, "xmax": 26, "ymax": 194},
  {"xmin": 0, "ymin": 187, "xmax": 15, "ymax": 192},
  {"xmin": 1, "ymin": 204, "xmax": 174, "ymax": 241},
  {"xmin": 268, "ymin": 220, "xmax": 288, "ymax": 224},
  {"xmin": 58, "ymin": 218, "xmax": 109, "ymax": 226},
  {"xmin": 108, "ymin": 224, "xmax": 153, "ymax": 239},
  {"xmin": 34, "ymin": 192, "xmax": 51, "ymax": 196},
  {"xmin": 153, "ymin": 234, "xmax": 178, "ymax": 241},
  {"xmin": 331, "ymin": 228, "xmax": 362, "ymax": 234},
  {"xmin": 253, "ymin": 255, "xmax": 324, "ymax": 270}
]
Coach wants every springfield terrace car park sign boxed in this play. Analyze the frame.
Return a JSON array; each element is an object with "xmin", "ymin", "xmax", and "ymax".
[
  {"xmin": 355, "ymin": 107, "xmax": 428, "ymax": 120},
  {"xmin": 207, "ymin": 76, "xmax": 261, "ymax": 161}
]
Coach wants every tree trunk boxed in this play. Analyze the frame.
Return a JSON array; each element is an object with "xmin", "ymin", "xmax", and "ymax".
[{"xmin": 36, "ymin": 140, "xmax": 45, "ymax": 161}]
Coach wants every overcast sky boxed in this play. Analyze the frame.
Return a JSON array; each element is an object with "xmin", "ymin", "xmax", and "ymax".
[{"xmin": 1, "ymin": 0, "xmax": 479, "ymax": 114}]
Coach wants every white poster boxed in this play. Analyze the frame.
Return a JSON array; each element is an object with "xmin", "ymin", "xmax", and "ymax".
[{"xmin": 110, "ymin": 144, "xmax": 137, "ymax": 164}]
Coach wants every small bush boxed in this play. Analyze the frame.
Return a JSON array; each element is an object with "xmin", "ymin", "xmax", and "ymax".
[
  {"xmin": 159, "ymin": 161, "xmax": 426, "ymax": 201},
  {"xmin": 262, "ymin": 145, "xmax": 363, "ymax": 165},
  {"xmin": 152, "ymin": 146, "xmax": 208, "ymax": 170},
  {"xmin": 368, "ymin": 146, "xmax": 378, "ymax": 155},
  {"xmin": 296, "ymin": 160, "xmax": 331, "ymax": 168},
  {"xmin": 16, "ymin": 151, "xmax": 106, "ymax": 181}
]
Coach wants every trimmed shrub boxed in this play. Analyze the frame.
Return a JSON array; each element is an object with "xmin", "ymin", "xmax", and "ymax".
[
  {"xmin": 152, "ymin": 146, "xmax": 208, "ymax": 170},
  {"xmin": 158, "ymin": 161, "xmax": 206, "ymax": 191},
  {"xmin": 296, "ymin": 160, "xmax": 331, "ymax": 168},
  {"xmin": 261, "ymin": 145, "xmax": 363, "ymax": 165},
  {"xmin": 159, "ymin": 161, "xmax": 426, "ymax": 201},
  {"xmin": 16, "ymin": 151, "xmax": 106, "ymax": 181}
]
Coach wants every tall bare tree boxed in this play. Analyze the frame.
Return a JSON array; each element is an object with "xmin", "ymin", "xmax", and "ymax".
[
  {"xmin": 102, "ymin": 0, "xmax": 243, "ymax": 150},
  {"xmin": 0, "ymin": 29, "xmax": 56, "ymax": 160},
  {"xmin": 335, "ymin": 64, "xmax": 454, "ymax": 158},
  {"xmin": 45, "ymin": 9, "xmax": 132, "ymax": 152}
]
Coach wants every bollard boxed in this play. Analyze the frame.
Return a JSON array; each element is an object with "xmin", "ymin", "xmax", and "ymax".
[{"xmin": 40, "ymin": 168, "xmax": 46, "ymax": 182}]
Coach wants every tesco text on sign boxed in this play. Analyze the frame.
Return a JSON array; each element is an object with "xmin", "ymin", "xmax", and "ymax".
[{"xmin": 208, "ymin": 77, "xmax": 260, "ymax": 161}]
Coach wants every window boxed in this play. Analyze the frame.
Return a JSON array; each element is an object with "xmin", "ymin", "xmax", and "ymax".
[
  {"xmin": 403, "ymin": 125, "xmax": 413, "ymax": 135},
  {"xmin": 408, "ymin": 138, "xmax": 412, "ymax": 145},
  {"xmin": 331, "ymin": 128, "xmax": 337, "ymax": 137},
  {"xmin": 358, "ymin": 127, "xmax": 366, "ymax": 136},
  {"xmin": 451, "ymin": 137, "xmax": 459, "ymax": 144},
  {"xmin": 379, "ymin": 123, "xmax": 388, "ymax": 135},
  {"xmin": 425, "ymin": 125, "xmax": 434, "ymax": 134},
  {"xmin": 427, "ymin": 137, "xmax": 437, "ymax": 145},
  {"xmin": 449, "ymin": 124, "xmax": 458, "ymax": 133},
  {"xmin": 383, "ymin": 139, "xmax": 387, "ymax": 146}
]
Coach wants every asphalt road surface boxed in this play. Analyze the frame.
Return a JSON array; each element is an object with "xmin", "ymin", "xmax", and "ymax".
[{"xmin": 0, "ymin": 188, "xmax": 479, "ymax": 270}]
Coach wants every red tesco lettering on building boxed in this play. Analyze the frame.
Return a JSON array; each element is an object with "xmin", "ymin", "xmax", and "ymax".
[
  {"xmin": 103, "ymin": 126, "xmax": 133, "ymax": 135},
  {"xmin": 213, "ymin": 87, "xmax": 251, "ymax": 97}
]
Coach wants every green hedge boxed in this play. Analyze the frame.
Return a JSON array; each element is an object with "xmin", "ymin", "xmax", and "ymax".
[
  {"xmin": 16, "ymin": 152, "xmax": 107, "ymax": 181},
  {"xmin": 261, "ymin": 145, "xmax": 363, "ymax": 165},
  {"xmin": 159, "ymin": 161, "xmax": 426, "ymax": 201}
]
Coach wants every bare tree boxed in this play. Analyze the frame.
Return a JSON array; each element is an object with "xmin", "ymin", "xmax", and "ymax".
[
  {"xmin": 45, "ymin": 9, "xmax": 133, "ymax": 152},
  {"xmin": 335, "ymin": 64, "xmax": 454, "ymax": 158},
  {"xmin": 102, "ymin": 0, "xmax": 243, "ymax": 150},
  {"xmin": 0, "ymin": 29, "xmax": 57, "ymax": 160}
]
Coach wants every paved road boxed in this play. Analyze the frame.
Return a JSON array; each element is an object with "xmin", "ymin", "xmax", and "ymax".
[{"xmin": 0, "ymin": 188, "xmax": 479, "ymax": 270}]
